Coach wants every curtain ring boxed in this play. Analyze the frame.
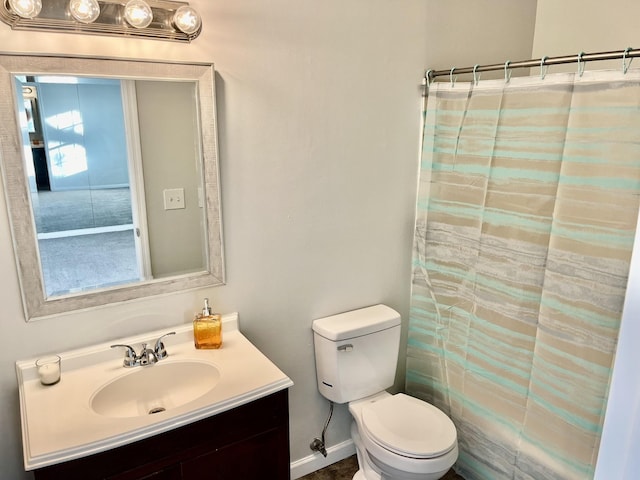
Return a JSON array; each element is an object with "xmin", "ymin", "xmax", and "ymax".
[
  {"xmin": 450, "ymin": 67, "xmax": 457, "ymax": 87},
  {"xmin": 577, "ymin": 51, "xmax": 585, "ymax": 77},
  {"xmin": 473, "ymin": 64, "xmax": 480, "ymax": 85},
  {"xmin": 540, "ymin": 56, "xmax": 549, "ymax": 80},
  {"xmin": 424, "ymin": 69, "xmax": 433, "ymax": 88},
  {"xmin": 623, "ymin": 47, "xmax": 633, "ymax": 74},
  {"xmin": 504, "ymin": 60, "xmax": 512, "ymax": 84}
]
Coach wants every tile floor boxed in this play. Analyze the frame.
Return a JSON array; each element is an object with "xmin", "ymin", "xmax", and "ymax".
[{"xmin": 299, "ymin": 455, "xmax": 464, "ymax": 479}]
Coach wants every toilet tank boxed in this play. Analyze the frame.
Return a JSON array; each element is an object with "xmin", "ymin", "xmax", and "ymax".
[{"xmin": 312, "ymin": 304, "xmax": 401, "ymax": 404}]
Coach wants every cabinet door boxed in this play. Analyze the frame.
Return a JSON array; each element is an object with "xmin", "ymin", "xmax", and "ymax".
[
  {"xmin": 182, "ymin": 427, "xmax": 290, "ymax": 480},
  {"xmin": 106, "ymin": 464, "xmax": 182, "ymax": 480}
]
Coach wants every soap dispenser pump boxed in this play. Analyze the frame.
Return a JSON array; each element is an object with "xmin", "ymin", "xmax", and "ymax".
[{"xmin": 193, "ymin": 298, "xmax": 222, "ymax": 349}]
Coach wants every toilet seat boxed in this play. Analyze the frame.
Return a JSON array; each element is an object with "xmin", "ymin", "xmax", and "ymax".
[{"xmin": 361, "ymin": 393, "xmax": 457, "ymax": 459}]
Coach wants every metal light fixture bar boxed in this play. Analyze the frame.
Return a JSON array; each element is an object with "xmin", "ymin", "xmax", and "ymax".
[{"xmin": 1, "ymin": 0, "xmax": 202, "ymax": 42}]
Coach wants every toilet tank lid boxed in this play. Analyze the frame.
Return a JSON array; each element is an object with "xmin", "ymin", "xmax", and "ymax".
[{"xmin": 312, "ymin": 304, "xmax": 400, "ymax": 341}]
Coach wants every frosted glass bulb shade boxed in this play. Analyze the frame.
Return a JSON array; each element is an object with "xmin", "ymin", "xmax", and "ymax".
[
  {"xmin": 124, "ymin": 0, "xmax": 153, "ymax": 29},
  {"xmin": 173, "ymin": 5, "xmax": 201, "ymax": 35},
  {"xmin": 69, "ymin": 0, "xmax": 100, "ymax": 23},
  {"xmin": 8, "ymin": 0, "xmax": 42, "ymax": 18}
]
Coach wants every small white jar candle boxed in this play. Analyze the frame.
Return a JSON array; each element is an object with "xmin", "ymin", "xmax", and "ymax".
[{"xmin": 36, "ymin": 355, "xmax": 61, "ymax": 385}]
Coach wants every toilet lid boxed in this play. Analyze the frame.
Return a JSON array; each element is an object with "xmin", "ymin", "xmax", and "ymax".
[{"xmin": 361, "ymin": 394, "xmax": 456, "ymax": 458}]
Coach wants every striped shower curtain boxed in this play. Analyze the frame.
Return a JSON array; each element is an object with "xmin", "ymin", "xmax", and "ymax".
[{"xmin": 406, "ymin": 69, "xmax": 640, "ymax": 479}]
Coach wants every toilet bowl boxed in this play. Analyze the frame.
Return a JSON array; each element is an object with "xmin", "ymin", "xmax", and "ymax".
[
  {"xmin": 348, "ymin": 392, "xmax": 458, "ymax": 480},
  {"xmin": 312, "ymin": 305, "xmax": 459, "ymax": 480}
]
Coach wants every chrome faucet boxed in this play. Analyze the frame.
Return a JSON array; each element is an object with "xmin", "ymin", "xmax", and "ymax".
[
  {"xmin": 111, "ymin": 331, "xmax": 176, "ymax": 368},
  {"xmin": 138, "ymin": 343, "xmax": 158, "ymax": 366}
]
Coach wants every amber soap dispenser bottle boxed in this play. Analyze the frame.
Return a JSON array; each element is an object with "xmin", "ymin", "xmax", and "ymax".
[{"xmin": 193, "ymin": 298, "xmax": 222, "ymax": 349}]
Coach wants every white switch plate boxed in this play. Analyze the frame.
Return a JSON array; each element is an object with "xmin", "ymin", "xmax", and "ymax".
[{"xmin": 163, "ymin": 188, "xmax": 185, "ymax": 210}]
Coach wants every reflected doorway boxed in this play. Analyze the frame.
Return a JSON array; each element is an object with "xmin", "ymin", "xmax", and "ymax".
[{"xmin": 17, "ymin": 76, "xmax": 148, "ymax": 296}]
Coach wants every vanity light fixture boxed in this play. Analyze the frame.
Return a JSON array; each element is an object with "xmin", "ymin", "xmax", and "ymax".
[
  {"xmin": 172, "ymin": 4, "xmax": 200, "ymax": 35},
  {"xmin": 69, "ymin": 0, "xmax": 100, "ymax": 24},
  {"xmin": 123, "ymin": 0, "xmax": 152, "ymax": 29},
  {"xmin": 0, "ymin": 0, "xmax": 202, "ymax": 42},
  {"xmin": 7, "ymin": 0, "xmax": 41, "ymax": 18}
]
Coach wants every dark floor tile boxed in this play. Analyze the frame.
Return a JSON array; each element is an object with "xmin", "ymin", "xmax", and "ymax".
[
  {"xmin": 299, "ymin": 455, "xmax": 464, "ymax": 479},
  {"xmin": 298, "ymin": 455, "xmax": 358, "ymax": 480}
]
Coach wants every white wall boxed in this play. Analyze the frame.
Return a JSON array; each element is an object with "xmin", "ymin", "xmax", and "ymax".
[
  {"xmin": 533, "ymin": 0, "xmax": 640, "ymax": 64},
  {"xmin": 532, "ymin": 1, "xmax": 640, "ymax": 478},
  {"xmin": 0, "ymin": 1, "xmax": 536, "ymax": 478}
]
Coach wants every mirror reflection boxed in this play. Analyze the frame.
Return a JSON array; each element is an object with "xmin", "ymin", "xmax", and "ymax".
[
  {"xmin": 0, "ymin": 54, "xmax": 224, "ymax": 320},
  {"xmin": 17, "ymin": 75, "xmax": 206, "ymax": 297}
]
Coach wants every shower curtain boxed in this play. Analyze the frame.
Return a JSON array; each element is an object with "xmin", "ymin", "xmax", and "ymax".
[{"xmin": 406, "ymin": 68, "xmax": 640, "ymax": 480}]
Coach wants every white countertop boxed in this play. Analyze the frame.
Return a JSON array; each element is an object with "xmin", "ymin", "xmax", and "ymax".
[{"xmin": 16, "ymin": 313, "xmax": 293, "ymax": 471}]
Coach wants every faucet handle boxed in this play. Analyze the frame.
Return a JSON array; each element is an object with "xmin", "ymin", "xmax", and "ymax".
[
  {"xmin": 111, "ymin": 344, "xmax": 138, "ymax": 368},
  {"xmin": 154, "ymin": 331, "xmax": 176, "ymax": 359}
]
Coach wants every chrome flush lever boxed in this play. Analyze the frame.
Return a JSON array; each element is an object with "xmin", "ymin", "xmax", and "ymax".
[{"xmin": 337, "ymin": 344, "xmax": 353, "ymax": 352}]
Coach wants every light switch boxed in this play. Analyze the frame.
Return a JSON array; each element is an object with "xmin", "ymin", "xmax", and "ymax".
[{"xmin": 163, "ymin": 188, "xmax": 185, "ymax": 210}]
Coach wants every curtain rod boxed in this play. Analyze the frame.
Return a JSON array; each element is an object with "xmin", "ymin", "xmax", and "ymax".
[{"xmin": 426, "ymin": 47, "xmax": 640, "ymax": 82}]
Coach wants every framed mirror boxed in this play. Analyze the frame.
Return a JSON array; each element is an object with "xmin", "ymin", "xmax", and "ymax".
[{"xmin": 0, "ymin": 54, "xmax": 225, "ymax": 321}]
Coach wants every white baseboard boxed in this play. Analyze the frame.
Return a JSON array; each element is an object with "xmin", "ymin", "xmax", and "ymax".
[{"xmin": 290, "ymin": 439, "xmax": 356, "ymax": 479}]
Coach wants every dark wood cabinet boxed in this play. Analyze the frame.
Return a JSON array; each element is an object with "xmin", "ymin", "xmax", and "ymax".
[{"xmin": 34, "ymin": 390, "xmax": 290, "ymax": 480}]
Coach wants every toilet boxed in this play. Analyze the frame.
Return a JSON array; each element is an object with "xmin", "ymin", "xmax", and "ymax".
[{"xmin": 312, "ymin": 304, "xmax": 458, "ymax": 480}]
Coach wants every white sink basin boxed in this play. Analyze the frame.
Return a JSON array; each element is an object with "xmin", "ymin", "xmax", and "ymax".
[{"xmin": 91, "ymin": 361, "xmax": 220, "ymax": 418}]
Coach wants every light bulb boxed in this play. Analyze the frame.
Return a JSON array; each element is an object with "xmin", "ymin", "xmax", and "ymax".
[
  {"xmin": 69, "ymin": 0, "xmax": 100, "ymax": 23},
  {"xmin": 124, "ymin": 0, "xmax": 153, "ymax": 29},
  {"xmin": 173, "ymin": 5, "xmax": 201, "ymax": 35},
  {"xmin": 8, "ymin": 0, "xmax": 42, "ymax": 18}
]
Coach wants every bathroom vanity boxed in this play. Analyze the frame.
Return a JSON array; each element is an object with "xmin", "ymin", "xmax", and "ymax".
[
  {"xmin": 33, "ymin": 390, "xmax": 289, "ymax": 479},
  {"xmin": 16, "ymin": 314, "xmax": 293, "ymax": 479}
]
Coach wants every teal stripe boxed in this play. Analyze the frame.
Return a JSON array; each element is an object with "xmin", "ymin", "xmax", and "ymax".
[
  {"xmin": 519, "ymin": 429, "xmax": 598, "ymax": 476},
  {"xmin": 417, "ymin": 201, "xmax": 635, "ymax": 247},
  {"xmin": 407, "ymin": 350, "xmax": 602, "ymax": 434},
  {"xmin": 535, "ymin": 341, "xmax": 612, "ymax": 376},
  {"xmin": 408, "ymin": 318, "xmax": 610, "ymax": 415},
  {"xmin": 432, "ymin": 145, "xmax": 640, "ymax": 171},
  {"xmin": 410, "ymin": 306, "xmax": 610, "ymax": 382},
  {"xmin": 429, "ymin": 123, "xmax": 638, "ymax": 135},
  {"xmin": 423, "ymin": 201, "xmax": 553, "ymax": 230},
  {"xmin": 552, "ymin": 222, "xmax": 636, "ymax": 248},
  {"xmin": 430, "ymin": 157, "xmax": 640, "ymax": 190},
  {"xmin": 430, "ymin": 161, "xmax": 559, "ymax": 180},
  {"xmin": 413, "ymin": 255, "xmax": 524, "ymax": 281},
  {"xmin": 412, "ymin": 258, "xmax": 544, "ymax": 303},
  {"xmin": 406, "ymin": 370, "xmax": 524, "ymax": 435},
  {"xmin": 433, "ymin": 105, "xmax": 640, "ymax": 116},
  {"xmin": 434, "ymin": 136, "xmax": 640, "ymax": 165},
  {"xmin": 433, "ymin": 145, "xmax": 564, "ymax": 162},
  {"xmin": 456, "ymin": 452, "xmax": 503, "ymax": 479},
  {"xmin": 409, "ymin": 309, "xmax": 611, "ymax": 415},
  {"xmin": 411, "ymin": 263, "xmax": 623, "ymax": 337},
  {"xmin": 407, "ymin": 344, "xmax": 603, "ymax": 433},
  {"xmin": 541, "ymin": 293, "xmax": 622, "ymax": 330},
  {"xmin": 407, "ymin": 337, "xmax": 532, "ymax": 395},
  {"xmin": 408, "ymin": 325, "xmax": 534, "ymax": 376},
  {"xmin": 407, "ymin": 375, "xmax": 600, "ymax": 477},
  {"xmin": 410, "ymin": 304, "xmax": 536, "ymax": 344},
  {"xmin": 414, "ymin": 261, "xmax": 627, "ymax": 327},
  {"xmin": 529, "ymin": 363, "xmax": 608, "ymax": 416}
]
